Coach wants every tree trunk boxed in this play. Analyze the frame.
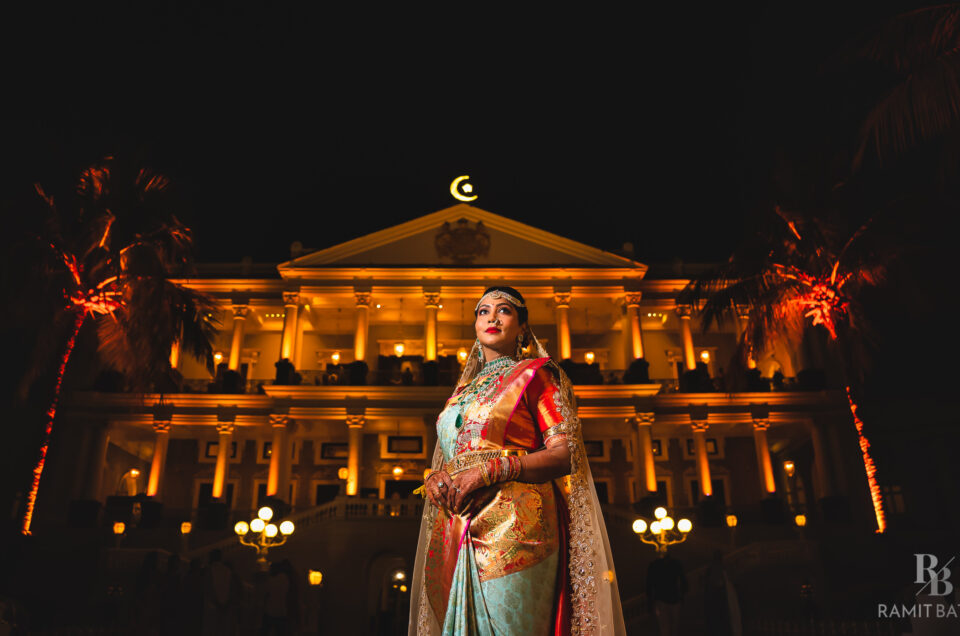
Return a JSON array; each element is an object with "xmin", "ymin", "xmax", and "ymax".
[{"xmin": 21, "ymin": 310, "xmax": 86, "ymax": 535}]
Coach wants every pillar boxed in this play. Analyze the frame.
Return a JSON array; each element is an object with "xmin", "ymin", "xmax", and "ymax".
[
  {"xmin": 146, "ymin": 421, "xmax": 171, "ymax": 498},
  {"xmin": 354, "ymin": 292, "xmax": 371, "ymax": 363},
  {"xmin": 169, "ymin": 325, "xmax": 182, "ymax": 370},
  {"xmin": 82, "ymin": 423, "xmax": 110, "ymax": 501},
  {"xmin": 625, "ymin": 293, "xmax": 645, "ymax": 360},
  {"xmin": 691, "ymin": 420, "xmax": 713, "ymax": 497},
  {"xmin": 677, "ymin": 305, "xmax": 697, "ymax": 371},
  {"xmin": 228, "ymin": 305, "xmax": 249, "ymax": 371},
  {"xmin": 632, "ymin": 413, "xmax": 657, "ymax": 496},
  {"xmin": 212, "ymin": 422, "xmax": 234, "ymax": 500},
  {"xmin": 267, "ymin": 414, "xmax": 288, "ymax": 497},
  {"xmin": 279, "ymin": 291, "xmax": 300, "ymax": 363},
  {"xmin": 554, "ymin": 292, "xmax": 572, "ymax": 360},
  {"xmin": 424, "ymin": 292, "xmax": 440, "ymax": 362},
  {"xmin": 752, "ymin": 418, "xmax": 776, "ymax": 495},
  {"xmin": 346, "ymin": 414, "xmax": 365, "ymax": 496},
  {"xmin": 809, "ymin": 419, "xmax": 835, "ymax": 499},
  {"xmin": 736, "ymin": 305, "xmax": 757, "ymax": 369},
  {"xmin": 294, "ymin": 304, "xmax": 307, "ymax": 370}
]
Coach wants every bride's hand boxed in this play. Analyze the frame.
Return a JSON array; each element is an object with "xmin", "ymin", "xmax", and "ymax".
[
  {"xmin": 449, "ymin": 466, "xmax": 485, "ymax": 515},
  {"xmin": 426, "ymin": 470, "xmax": 454, "ymax": 514}
]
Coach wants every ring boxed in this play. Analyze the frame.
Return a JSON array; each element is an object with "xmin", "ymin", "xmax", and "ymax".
[
  {"xmin": 438, "ymin": 482, "xmax": 446, "ymax": 488},
  {"xmin": 454, "ymin": 486, "xmax": 461, "ymax": 493}
]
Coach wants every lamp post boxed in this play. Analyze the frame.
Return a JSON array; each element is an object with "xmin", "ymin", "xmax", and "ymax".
[
  {"xmin": 726, "ymin": 513, "xmax": 738, "ymax": 549},
  {"xmin": 632, "ymin": 506, "xmax": 692, "ymax": 554},
  {"xmin": 180, "ymin": 521, "xmax": 193, "ymax": 553},
  {"xmin": 235, "ymin": 506, "xmax": 295, "ymax": 572}
]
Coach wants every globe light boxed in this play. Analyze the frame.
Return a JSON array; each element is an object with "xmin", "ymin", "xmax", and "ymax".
[
  {"xmin": 338, "ymin": 467, "xmax": 349, "ymax": 480},
  {"xmin": 129, "ymin": 468, "xmax": 141, "ymax": 478},
  {"xmin": 308, "ymin": 570, "xmax": 323, "ymax": 586},
  {"xmin": 214, "ymin": 352, "xmax": 223, "ymax": 363},
  {"xmin": 400, "ymin": 584, "xmax": 408, "ymax": 592},
  {"xmin": 394, "ymin": 343, "xmax": 405, "ymax": 356},
  {"xmin": 393, "ymin": 570, "xmax": 406, "ymax": 581},
  {"xmin": 250, "ymin": 518, "xmax": 266, "ymax": 533},
  {"xmin": 457, "ymin": 347, "xmax": 468, "ymax": 363},
  {"xmin": 279, "ymin": 521, "xmax": 295, "ymax": 535},
  {"xmin": 258, "ymin": 506, "xmax": 274, "ymax": 521},
  {"xmin": 234, "ymin": 521, "xmax": 250, "ymax": 536},
  {"xmin": 726, "ymin": 514, "xmax": 738, "ymax": 528},
  {"xmin": 181, "ymin": 521, "xmax": 193, "ymax": 535},
  {"xmin": 795, "ymin": 514, "xmax": 807, "ymax": 527},
  {"xmin": 650, "ymin": 521, "xmax": 662, "ymax": 534},
  {"xmin": 265, "ymin": 523, "xmax": 278, "ymax": 538},
  {"xmin": 113, "ymin": 522, "xmax": 125, "ymax": 535},
  {"xmin": 783, "ymin": 460, "xmax": 796, "ymax": 477},
  {"xmin": 654, "ymin": 507, "xmax": 667, "ymax": 520},
  {"xmin": 392, "ymin": 465, "xmax": 404, "ymax": 477},
  {"xmin": 331, "ymin": 351, "xmax": 341, "ymax": 364},
  {"xmin": 584, "ymin": 351, "xmax": 596, "ymax": 365},
  {"xmin": 632, "ymin": 519, "xmax": 647, "ymax": 534},
  {"xmin": 700, "ymin": 350, "xmax": 711, "ymax": 364},
  {"xmin": 678, "ymin": 518, "xmax": 693, "ymax": 533},
  {"xmin": 660, "ymin": 516, "xmax": 675, "ymax": 531}
]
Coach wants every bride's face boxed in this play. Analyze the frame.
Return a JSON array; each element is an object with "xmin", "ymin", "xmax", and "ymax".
[{"xmin": 475, "ymin": 299, "xmax": 524, "ymax": 355}]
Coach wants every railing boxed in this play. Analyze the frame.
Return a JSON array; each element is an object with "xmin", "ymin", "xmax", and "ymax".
[{"xmin": 185, "ymin": 496, "xmax": 424, "ymax": 561}]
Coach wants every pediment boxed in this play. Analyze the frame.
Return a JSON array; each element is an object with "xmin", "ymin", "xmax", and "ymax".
[{"xmin": 279, "ymin": 204, "xmax": 643, "ymax": 269}]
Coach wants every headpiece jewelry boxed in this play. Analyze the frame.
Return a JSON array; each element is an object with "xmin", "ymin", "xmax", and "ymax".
[{"xmin": 474, "ymin": 290, "xmax": 525, "ymax": 312}]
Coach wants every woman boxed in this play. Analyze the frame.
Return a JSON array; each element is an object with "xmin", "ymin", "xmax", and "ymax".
[{"xmin": 409, "ymin": 286, "xmax": 625, "ymax": 635}]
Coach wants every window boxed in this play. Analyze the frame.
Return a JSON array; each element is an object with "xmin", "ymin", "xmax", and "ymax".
[
  {"xmin": 320, "ymin": 443, "xmax": 349, "ymax": 460},
  {"xmin": 204, "ymin": 441, "xmax": 238, "ymax": 460},
  {"xmin": 584, "ymin": 441, "xmax": 605, "ymax": 457},
  {"xmin": 652, "ymin": 439, "xmax": 662, "ymax": 457},
  {"xmin": 387, "ymin": 436, "xmax": 423, "ymax": 454},
  {"xmin": 882, "ymin": 485, "xmax": 906, "ymax": 514},
  {"xmin": 685, "ymin": 438, "xmax": 719, "ymax": 456}
]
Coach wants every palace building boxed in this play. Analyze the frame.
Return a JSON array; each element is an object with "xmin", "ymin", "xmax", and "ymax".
[{"xmin": 34, "ymin": 203, "xmax": 880, "ymax": 630}]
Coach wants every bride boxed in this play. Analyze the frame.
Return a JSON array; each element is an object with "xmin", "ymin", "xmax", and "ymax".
[{"xmin": 408, "ymin": 286, "xmax": 625, "ymax": 635}]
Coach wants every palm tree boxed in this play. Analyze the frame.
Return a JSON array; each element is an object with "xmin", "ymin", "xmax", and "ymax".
[
  {"xmin": 681, "ymin": 207, "xmax": 890, "ymax": 533},
  {"xmin": 18, "ymin": 157, "xmax": 220, "ymax": 535},
  {"xmin": 853, "ymin": 3, "xmax": 960, "ymax": 171}
]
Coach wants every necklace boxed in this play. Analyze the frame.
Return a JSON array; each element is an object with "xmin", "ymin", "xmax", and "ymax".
[{"xmin": 454, "ymin": 356, "xmax": 518, "ymax": 429}]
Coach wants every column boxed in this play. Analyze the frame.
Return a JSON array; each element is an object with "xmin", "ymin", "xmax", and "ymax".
[
  {"xmin": 809, "ymin": 419, "xmax": 834, "ymax": 499},
  {"xmin": 736, "ymin": 305, "xmax": 757, "ymax": 369},
  {"xmin": 279, "ymin": 291, "xmax": 300, "ymax": 362},
  {"xmin": 554, "ymin": 292, "xmax": 572, "ymax": 360},
  {"xmin": 346, "ymin": 414, "xmax": 365, "ymax": 496},
  {"xmin": 677, "ymin": 305, "xmax": 697, "ymax": 371},
  {"xmin": 82, "ymin": 422, "xmax": 110, "ymax": 501},
  {"xmin": 354, "ymin": 292, "xmax": 371, "ymax": 363},
  {"xmin": 424, "ymin": 292, "xmax": 440, "ymax": 362},
  {"xmin": 169, "ymin": 324, "xmax": 182, "ymax": 370},
  {"xmin": 632, "ymin": 413, "xmax": 657, "ymax": 496},
  {"xmin": 752, "ymin": 418, "xmax": 776, "ymax": 495},
  {"xmin": 625, "ymin": 293, "xmax": 645, "ymax": 360},
  {"xmin": 228, "ymin": 305, "xmax": 249, "ymax": 371},
  {"xmin": 267, "ymin": 414, "xmax": 288, "ymax": 497},
  {"xmin": 146, "ymin": 421, "xmax": 171, "ymax": 498},
  {"xmin": 293, "ymin": 304, "xmax": 306, "ymax": 370},
  {"xmin": 691, "ymin": 420, "xmax": 713, "ymax": 497},
  {"xmin": 212, "ymin": 422, "xmax": 234, "ymax": 499}
]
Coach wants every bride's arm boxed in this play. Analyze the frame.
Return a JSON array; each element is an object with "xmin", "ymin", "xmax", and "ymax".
[{"xmin": 517, "ymin": 438, "xmax": 570, "ymax": 482}]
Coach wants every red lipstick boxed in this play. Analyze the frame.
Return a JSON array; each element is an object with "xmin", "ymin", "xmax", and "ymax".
[{"xmin": 485, "ymin": 327, "xmax": 500, "ymax": 333}]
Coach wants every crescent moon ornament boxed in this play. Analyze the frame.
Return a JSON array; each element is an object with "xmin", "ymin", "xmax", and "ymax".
[{"xmin": 450, "ymin": 176, "xmax": 478, "ymax": 202}]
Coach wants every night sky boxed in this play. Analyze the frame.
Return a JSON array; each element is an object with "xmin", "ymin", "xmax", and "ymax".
[{"xmin": 1, "ymin": 2, "xmax": 931, "ymax": 266}]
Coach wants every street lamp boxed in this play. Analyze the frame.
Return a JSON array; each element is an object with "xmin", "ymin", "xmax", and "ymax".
[
  {"xmin": 632, "ymin": 506, "xmax": 692, "ymax": 553},
  {"xmin": 235, "ymin": 506, "xmax": 295, "ymax": 571}
]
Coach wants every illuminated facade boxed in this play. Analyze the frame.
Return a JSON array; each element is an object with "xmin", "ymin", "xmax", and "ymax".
[{"xmin": 34, "ymin": 203, "xmax": 880, "ymax": 627}]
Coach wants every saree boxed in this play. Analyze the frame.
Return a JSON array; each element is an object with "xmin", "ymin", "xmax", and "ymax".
[{"xmin": 409, "ymin": 354, "xmax": 626, "ymax": 635}]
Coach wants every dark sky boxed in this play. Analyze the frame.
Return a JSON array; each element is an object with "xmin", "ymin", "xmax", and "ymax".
[{"xmin": 0, "ymin": 2, "xmax": 927, "ymax": 265}]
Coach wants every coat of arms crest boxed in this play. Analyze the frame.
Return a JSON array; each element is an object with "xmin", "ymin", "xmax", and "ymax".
[{"xmin": 434, "ymin": 218, "xmax": 491, "ymax": 265}]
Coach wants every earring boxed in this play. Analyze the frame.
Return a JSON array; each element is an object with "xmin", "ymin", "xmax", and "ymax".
[
  {"xmin": 476, "ymin": 338, "xmax": 483, "ymax": 362},
  {"xmin": 515, "ymin": 335, "xmax": 524, "ymax": 359}
]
